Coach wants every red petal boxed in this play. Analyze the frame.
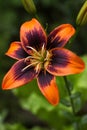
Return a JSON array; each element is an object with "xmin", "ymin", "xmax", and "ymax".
[
  {"xmin": 6, "ymin": 42, "xmax": 28, "ymax": 60},
  {"xmin": 20, "ymin": 18, "xmax": 47, "ymax": 54},
  {"xmin": 47, "ymin": 24, "xmax": 75, "ymax": 49},
  {"xmin": 2, "ymin": 59, "xmax": 37, "ymax": 89},
  {"xmin": 46, "ymin": 48, "xmax": 85, "ymax": 76},
  {"xmin": 37, "ymin": 70, "xmax": 59, "ymax": 105}
]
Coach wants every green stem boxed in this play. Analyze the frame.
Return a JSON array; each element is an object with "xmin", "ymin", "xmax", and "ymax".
[
  {"xmin": 63, "ymin": 76, "xmax": 75, "ymax": 115},
  {"xmin": 63, "ymin": 76, "xmax": 79, "ymax": 130}
]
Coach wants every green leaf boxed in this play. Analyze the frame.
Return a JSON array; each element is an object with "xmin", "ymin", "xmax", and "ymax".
[
  {"xmin": 5, "ymin": 123, "xmax": 27, "ymax": 130},
  {"xmin": 56, "ymin": 77, "xmax": 68, "ymax": 98},
  {"xmin": 30, "ymin": 126, "xmax": 49, "ymax": 130},
  {"xmin": 73, "ymin": 96, "xmax": 82, "ymax": 112},
  {"xmin": 80, "ymin": 115, "xmax": 87, "ymax": 130},
  {"xmin": 68, "ymin": 55, "xmax": 87, "ymax": 103},
  {"xmin": 20, "ymin": 92, "xmax": 55, "ymax": 114},
  {"xmin": 12, "ymin": 79, "xmax": 39, "ymax": 99},
  {"xmin": 81, "ymin": 115, "xmax": 87, "ymax": 124},
  {"xmin": 76, "ymin": 56, "xmax": 87, "ymax": 88},
  {"xmin": 70, "ymin": 92, "xmax": 81, "ymax": 99},
  {"xmin": 60, "ymin": 99, "xmax": 71, "ymax": 107}
]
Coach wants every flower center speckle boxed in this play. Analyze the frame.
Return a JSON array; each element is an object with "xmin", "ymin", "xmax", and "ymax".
[{"xmin": 22, "ymin": 45, "xmax": 51, "ymax": 72}]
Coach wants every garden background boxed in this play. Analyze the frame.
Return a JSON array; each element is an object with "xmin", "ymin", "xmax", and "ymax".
[{"xmin": 0, "ymin": 0, "xmax": 87, "ymax": 130}]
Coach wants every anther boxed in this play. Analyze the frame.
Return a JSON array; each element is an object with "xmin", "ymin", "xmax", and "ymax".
[
  {"xmin": 26, "ymin": 46, "xmax": 40, "ymax": 56},
  {"xmin": 21, "ymin": 61, "xmax": 39, "ymax": 72}
]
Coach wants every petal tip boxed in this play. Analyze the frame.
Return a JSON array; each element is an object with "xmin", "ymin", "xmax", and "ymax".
[
  {"xmin": 37, "ymin": 72, "xmax": 60, "ymax": 106},
  {"xmin": 2, "ymin": 78, "xmax": 12, "ymax": 90},
  {"xmin": 49, "ymin": 96, "xmax": 59, "ymax": 106},
  {"xmin": 75, "ymin": 57, "xmax": 85, "ymax": 74},
  {"xmin": 2, "ymin": 82, "xmax": 8, "ymax": 90},
  {"xmin": 63, "ymin": 24, "xmax": 76, "ymax": 38}
]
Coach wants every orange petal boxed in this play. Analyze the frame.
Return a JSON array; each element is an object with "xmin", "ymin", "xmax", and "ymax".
[
  {"xmin": 37, "ymin": 71, "xmax": 59, "ymax": 105},
  {"xmin": 20, "ymin": 18, "xmax": 47, "ymax": 53},
  {"xmin": 47, "ymin": 24, "xmax": 75, "ymax": 49},
  {"xmin": 46, "ymin": 48, "xmax": 85, "ymax": 76},
  {"xmin": 6, "ymin": 42, "xmax": 28, "ymax": 60},
  {"xmin": 2, "ymin": 59, "xmax": 37, "ymax": 89}
]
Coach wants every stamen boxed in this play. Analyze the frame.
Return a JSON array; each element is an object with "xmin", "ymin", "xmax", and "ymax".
[
  {"xmin": 44, "ymin": 51, "xmax": 51, "ymax": 61},
  {"xmin": 21, "ymin": 61, "xmax": 39, "ymax": 72},
  {"xmin": 22, "ymin": 45, "xmax": 50, "ymax": 73},
  {"xmin": 24, "ymin": 56, "xmax": 33, "ymax": 62},
  {"xmin": 25, "ymin": 55, "xmax": 41, "ymax": 62},
  {"xmin": 41, "ymin": 44, "xmax": 45, "ymax": 57},
  {"xmin": 35, "ymin": 62, "xmax": 42, "ymax": 72},
  {"xmin": 26, "ymin": 46, "xmax": 41, "ymax": 56}
]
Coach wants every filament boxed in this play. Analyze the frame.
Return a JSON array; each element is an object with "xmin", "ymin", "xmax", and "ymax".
[
  {"xmin": 26, "ymin": 46, "xmax": 41, "ymax": 56},
  {"xmin": 21, "ymin": 61, "xmax": 38, "ymax": 72}
]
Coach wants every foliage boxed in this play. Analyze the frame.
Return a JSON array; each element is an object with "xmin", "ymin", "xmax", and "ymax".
[
  {"xmin": 11, "ymin": 55, "xmax": 87, "ymax": 130},
  {"xmin": 0, "ymin": 0, "xmax": 87, "ymax": 130}
]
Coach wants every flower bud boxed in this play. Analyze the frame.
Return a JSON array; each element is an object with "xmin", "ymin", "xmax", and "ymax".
[
  {"xmin": 76, "ymin": 1, "xmax": 87, "ymax": 26},
  {"xmin": 22, "ymin": 0, "xmax": 36, "ymax": 15}
]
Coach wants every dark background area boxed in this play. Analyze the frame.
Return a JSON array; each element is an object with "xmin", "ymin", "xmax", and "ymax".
[{"xmin": 0, "ymin": 0, "xmax": 87, "ymax": 130}]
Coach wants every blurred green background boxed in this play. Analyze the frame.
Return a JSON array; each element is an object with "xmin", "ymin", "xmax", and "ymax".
[{"xmin": 0, "ymin": 0, "xmax": 87, "ymax": 130}]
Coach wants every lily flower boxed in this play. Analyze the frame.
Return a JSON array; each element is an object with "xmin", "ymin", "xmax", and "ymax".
[{"xmin": 2, "ymin": 18, "xmax": 85, "ymax": 105}]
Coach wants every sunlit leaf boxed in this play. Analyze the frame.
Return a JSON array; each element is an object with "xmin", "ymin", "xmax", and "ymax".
[
  {"xmin": 5, "ymin": 123, "xmax": 27, "ymax": 130},
  {"xmin": 76, "ymin": 56, "xmax": 87, "ymax": 88},
  {"xmin": 20, "ymin": 92, "xmax": 55, "ymax": 114}
]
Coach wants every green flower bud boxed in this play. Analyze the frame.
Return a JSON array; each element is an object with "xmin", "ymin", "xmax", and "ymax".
[
  {"xmin": 22, "ymin": 0, "xmax": 36, "ymax": 15},
  {"xmin": 76, "ymin": 1, "xmax": 87, "ymax": 26}
]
